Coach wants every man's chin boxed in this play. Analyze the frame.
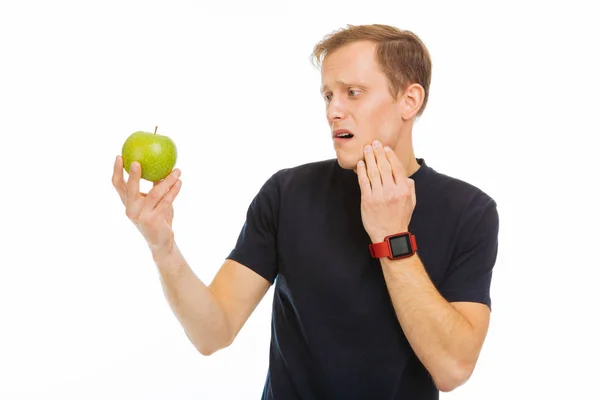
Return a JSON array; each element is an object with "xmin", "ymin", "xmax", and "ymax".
[{"xmin": 335, "ymin": 155, "xmax": 360, "ymax": 172}]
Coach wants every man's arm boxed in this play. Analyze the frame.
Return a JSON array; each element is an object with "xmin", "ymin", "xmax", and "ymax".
[
  {"xmin": 379, "ymin": 254, "xmax": 490, "ymax": 392},
  {"xmin": 152, "ymin": 242, "xmax": 271, "ymax": 356},
  {"xmin": 355, "ymin": 142, "xmax": 497, "ymax": 392},
  {"xmin": 155, "ymin": 168, "xmax": 282, "ymax": 356},
  {"xmin": 112, "ymin": 154, "xmax": 276, "ymax": 356}
]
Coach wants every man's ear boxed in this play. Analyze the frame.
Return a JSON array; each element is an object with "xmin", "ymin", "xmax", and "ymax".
[{"xmin": 400, "ymin": 83, "xmax": 425, "ymax": 120}]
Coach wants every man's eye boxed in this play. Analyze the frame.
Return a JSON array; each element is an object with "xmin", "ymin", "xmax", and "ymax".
[{"xmin": 349, "ymin": 89, "xmax": 360, "ymax": 97}]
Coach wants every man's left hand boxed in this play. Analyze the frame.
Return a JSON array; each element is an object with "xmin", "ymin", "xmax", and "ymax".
[{"xmin": 357, "ymin": 140, "xmax": 416, "ymax": 243}]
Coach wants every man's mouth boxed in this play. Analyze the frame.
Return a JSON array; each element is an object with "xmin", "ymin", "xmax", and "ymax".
[{"xmin": 333, "ymin": 130, "xmax": 354, "ymax": 139}]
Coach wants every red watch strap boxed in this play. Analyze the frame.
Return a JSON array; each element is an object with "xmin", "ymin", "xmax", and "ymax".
[
  {"xmin": 369, "ymin": 233, "xmax": 418, "ymax": 259},
  {"xmin": 410, "ymin": 234, "xmax": 418, "ymax": 252},
  {"xmin": 369, "ymin": 241, "xmax": 391, "ymax": 258}
]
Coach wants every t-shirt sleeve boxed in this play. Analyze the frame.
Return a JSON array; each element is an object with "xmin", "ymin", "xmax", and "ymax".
[
  {"xmin": 438, "ymin": 198, "xmax": 500, "ymax": 310},
  {"xmin": 226, "ymin": 171, "xmax": 281, "ymax": 284}
]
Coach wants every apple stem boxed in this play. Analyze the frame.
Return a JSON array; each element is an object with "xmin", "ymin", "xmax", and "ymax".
[{"xmin": 154, "ymin": 126, "xmax": 158, "ymax": 135}]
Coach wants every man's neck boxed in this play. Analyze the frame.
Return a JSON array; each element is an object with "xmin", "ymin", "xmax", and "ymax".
[{"xmin": 404, "ymin": 153, "xmax": 422, "ymax": 178}]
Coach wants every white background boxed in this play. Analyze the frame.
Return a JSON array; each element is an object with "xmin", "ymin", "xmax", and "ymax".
[{"xmin": 1, "ymin": 0, "xmax": 599, "ymax": 398}]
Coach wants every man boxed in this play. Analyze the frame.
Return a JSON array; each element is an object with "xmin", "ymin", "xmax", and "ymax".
[{"xmin": 112, "ymin": 24, "xmax": 499, "ymax": 399}]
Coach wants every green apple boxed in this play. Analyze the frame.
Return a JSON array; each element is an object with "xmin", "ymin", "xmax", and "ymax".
[{"xmin": 121, "ymin": 126, "xmax": 177, "ymax": 182}]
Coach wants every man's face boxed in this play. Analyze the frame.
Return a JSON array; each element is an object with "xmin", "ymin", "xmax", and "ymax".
[{"xmin": 321, "ymin": 41, "xmax": 405, "ymax": 171}]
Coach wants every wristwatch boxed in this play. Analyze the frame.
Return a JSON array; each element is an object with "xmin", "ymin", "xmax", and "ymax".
[{"xmin": 369, "ymin": 232, "xmax": 418, "ymax": 260}]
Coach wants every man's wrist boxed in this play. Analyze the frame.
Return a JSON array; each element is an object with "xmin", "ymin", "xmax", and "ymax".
[
  {"xmin": 370, "ymin": 228, "xmax": 409, "ymax": 244},
  {"xmin": 380, "ymin": 251, "xmax": 421, "ymax": 270},
  {"xmin": 150, "ymin": 241, "xmax": 176, "ymax": 263}
]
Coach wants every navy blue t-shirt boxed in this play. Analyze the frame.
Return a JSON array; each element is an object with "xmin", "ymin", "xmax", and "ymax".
[{"xmin": 227, "ymin": 158, "xmax": 499, "ymax": 400}]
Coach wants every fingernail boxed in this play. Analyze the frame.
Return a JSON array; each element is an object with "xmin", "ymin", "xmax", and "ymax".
[
  {"xmin": 384, "ymin": 146, "xmax": 392, "ymax": 152},
  {"xmin": 373, "ymin": 140, "xmax": 381, "ymax": 147},
  {"xmin": 365, "ymin": 145, "xmax": 372, "ymax": 152},
  {"xmin": 131, "ymin": 162, "xmax": 138, "ymax": 172}
]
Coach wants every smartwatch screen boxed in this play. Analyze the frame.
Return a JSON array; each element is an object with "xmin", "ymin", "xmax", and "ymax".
[{"xmin": 389, "ymin": 235, "xmax": 411, "ymax": 257}]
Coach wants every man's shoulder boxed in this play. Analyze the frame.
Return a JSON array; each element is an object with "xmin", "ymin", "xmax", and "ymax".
[
  {"xmin": 424, "ymin": 164, "xmax": 497, "ymax": 211},
  {"xmin": 421, "ymin": 164, "xmax": 499, "ymax": 258}
]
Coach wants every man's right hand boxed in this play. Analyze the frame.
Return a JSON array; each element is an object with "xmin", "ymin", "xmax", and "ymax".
[
  {"xmin": 112, "ymin": 155, "xmax": 182, "ymax": 255},
  {"xmin": 111, "ymin": 155, "xmax": 271, "ymax": 356}
]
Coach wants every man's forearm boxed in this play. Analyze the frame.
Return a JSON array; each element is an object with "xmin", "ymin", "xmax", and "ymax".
[
  {"xmin": 380, "ymin": 254, "xmax": 479, "ymax": 391},
  {"xmin": 151, "ymin": 241, "xmax": 230, "ymax": 355}
]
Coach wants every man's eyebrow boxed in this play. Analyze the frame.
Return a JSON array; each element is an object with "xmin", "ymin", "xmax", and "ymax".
[{"xmin": 320, "ymin": 80, "xmax": 347, "ymax": 93}]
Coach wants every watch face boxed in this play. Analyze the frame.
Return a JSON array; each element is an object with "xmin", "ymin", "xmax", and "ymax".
[{"xmin": 389, "ymin": 234, "xmax": 412, "ymax": 258}]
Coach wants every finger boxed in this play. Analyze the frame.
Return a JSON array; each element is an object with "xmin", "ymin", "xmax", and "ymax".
[
  {"xmin": 154, "ymin": 179, "xmax": 182, "ymax": 212},
  {"xmin": 409, "ymin": 178, "xmax": 416, "ymax": 206},
  {"xmin": 126, "ymin": 161, "xmax": 142, "ymax": 205},
  {"xmin": 143, "ymin": 169, "xmax": 182, "ymax": 213},
  {"xmin": 356, "ymin": 160, "xmax": 371, "ymax": 197},
  {"xmin": 364, "ymin": 145, "xmax": 382, "ymax": 195},
  {"xmin": 384, "ymin": 146, "xmax": 407, "ymax": 182},
  {"xmin": 112, "ymin": 156, "xmax": 127, "ymax": 204},
  {"xmin": 373, "ymin": 141, "xmax": 394, "ymax": 188}
]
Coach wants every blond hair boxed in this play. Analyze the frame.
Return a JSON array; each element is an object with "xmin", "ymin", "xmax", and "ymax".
[{"xmin": 311, "ymin": 24, "xmax": 432, "ymax": 117}]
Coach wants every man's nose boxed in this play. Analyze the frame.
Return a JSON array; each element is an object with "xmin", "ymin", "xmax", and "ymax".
[{"xmin": 327, "ymin": 97, "xmax": 347, "ymax": 122}]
